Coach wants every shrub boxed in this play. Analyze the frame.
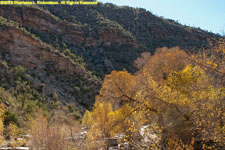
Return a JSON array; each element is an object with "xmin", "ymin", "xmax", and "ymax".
[
  {"xmin": 4, "ymin": 111, "xmax": 19, "ymax": 126},
  {"xmin": 29, "ymin": 112, "xmax": 71, "ymax": 150}
]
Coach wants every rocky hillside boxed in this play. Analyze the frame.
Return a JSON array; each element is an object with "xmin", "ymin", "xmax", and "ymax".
[
  {"xmin": 44, "ymin": 3, "xmax": 221, "ymax": 73},
  {"xmin": 0, "ymin": 16, "xmax": 101, "ymax": 110},
  {"xmin": 0, "ymin": 3, "xmax": 222, "ymax": 109}
]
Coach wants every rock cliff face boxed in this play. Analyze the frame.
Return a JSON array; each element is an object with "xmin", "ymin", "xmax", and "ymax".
[
  {"xmin": 1, "ymin": 25, "xmax": 74, "ymax": 73},
  {"xmin": 0, "ymin": 6, "xmax": 137, "ymax": 48},
  {"xmin": 39, "ymin": 4, "xmax": 222, "ymax": 73},
  {"xmin": 94, "ymin": 4, "xmax": 214, "ymax": 49},
  {"xmin": 0, "ymin": 6, "xmax": 141, "ymax": 74},
  {"xmin": 0, "ymin": 23, "xmax": 101, "ymax": 110},
  {"xmin": 0, "ymin": 6, "xmax": 86, "ymax": 47}
]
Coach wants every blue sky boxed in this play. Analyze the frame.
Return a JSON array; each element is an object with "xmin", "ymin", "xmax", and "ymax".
[{"xmin": 99, "ymin": 0, "xmax": 225, "ymax": 35}]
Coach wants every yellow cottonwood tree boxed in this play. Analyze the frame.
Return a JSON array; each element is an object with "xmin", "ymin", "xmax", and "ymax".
[
  {"xmin": 83, "ymin": 101, "xmax": 113, "ymax": 150},
  {"xmin": 83, "ymin": 46, "xmax": 224, "ymax": 149},
  {"xmin": 7, "ymin": 123, "xmax": 22, "ymax": 148},
  {"xmin": 82, "ymin": 110, "xmax": 93, "ymax": 128},
  {"xmin": 96, "ymin": 71, "xmax": 137, "ymax": 109},
  {"xmin": 0, "ymin": 105, "xmax": 5, "ymax": 146}
]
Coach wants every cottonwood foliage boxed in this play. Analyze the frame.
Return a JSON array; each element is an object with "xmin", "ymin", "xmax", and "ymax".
[{"xmin": 83, "ymin": 44, "xmax": 225, "ymax": 150}]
